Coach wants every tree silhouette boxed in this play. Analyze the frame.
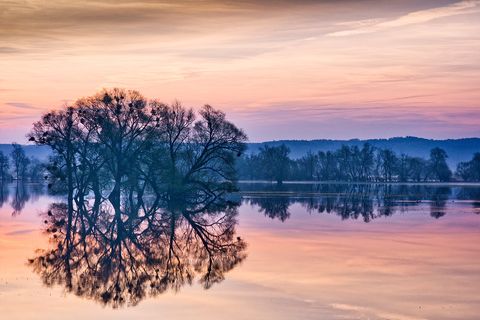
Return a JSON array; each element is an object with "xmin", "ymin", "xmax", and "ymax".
[
  {"xmin": 427, "ymin": 147, "xmax": 452, "ymax": 182},
  {"xmin": 257, "ymin": 144, "xmax": 291, "ymax": 184},
  {"xmin": 456, "ymin": 153, "xmax": 480, "ymax": 181},
  {"xmin": 10, "ymin": 143, "xmax": 30, "ymax": 181},
  {"xmin": 0, "ymin": 151, "xmax": 10, "ymax": 183},
  {"xmin": 27, "ymin": 89, "xmax": 247, "ymax": 308}
]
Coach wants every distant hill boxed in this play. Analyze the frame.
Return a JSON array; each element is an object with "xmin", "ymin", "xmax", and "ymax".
[
  {"xmin": 247, "ymin": 137, "xmax": 480, "ymax": 168},
  {"xmin": 2, "ymin": 137, "xmax": 479, "ymax": 169}
]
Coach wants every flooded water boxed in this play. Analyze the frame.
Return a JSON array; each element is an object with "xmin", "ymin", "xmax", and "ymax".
[{"xmin": 0, "ymin": 182, "xmax": 479, "ymax": 320}]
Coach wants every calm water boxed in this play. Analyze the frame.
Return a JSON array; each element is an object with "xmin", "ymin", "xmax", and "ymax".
[{"xmin": 0, "ymin": 182, "xmax": 479, "ymax": 320}]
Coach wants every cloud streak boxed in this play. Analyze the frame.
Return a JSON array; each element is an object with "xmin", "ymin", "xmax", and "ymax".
[
  {"xmin": 5, "ymin": 102, "xmax": 39, "ymax": 110},
  {"xmin": 327, "ymin": 0, "xmax": 480, "ymax": 36}
]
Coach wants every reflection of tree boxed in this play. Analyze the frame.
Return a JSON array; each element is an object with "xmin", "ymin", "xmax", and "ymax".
[
  {"xmin": 246, "ymin": 184, "xmax": 469, "ymax": 223},
  {"xmin": 29, "ymin": 194, "xmax": 246, "ymax": 308},
  {"xmin": 11, "ymin": 182, "xmax": 29, "ymax": 216},
  {"xmin": 248, "ymin": 197, "xmax": 291, "ymax": 222},
  {"xmin": 429, "ymin": 187, "xmax": 450, "ymax": 219},
  {"xmin": 8, "ymin": 183, "xmax": 47, "ymax": 216},
  {"xmin": 335, "ymin": 184, "xmax": 375, "ymax": 222},
  {"xmin": 456, "ymin": 187, "xmax": 480, "ymax": 212},
  {"xmin": 0, "ymin": 182, "xmax": 8, "ymax": 208}
]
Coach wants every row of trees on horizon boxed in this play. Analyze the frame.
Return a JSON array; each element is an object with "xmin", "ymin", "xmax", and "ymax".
[
  {"xmin": 2, "ymin": 87, "xmax": 480, "ymax": 187},
  {"xmin": 237, "ymin": 144, "xmax": 480, "ymax": 183},
  {"xmin": 3, "ymin": 138, "xmax": 480, "ymax": 187}
]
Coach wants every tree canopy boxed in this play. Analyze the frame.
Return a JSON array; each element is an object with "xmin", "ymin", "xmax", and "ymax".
[{"xmin": 28, "ymin": 88, "xmax": 247, "ymax": 203}]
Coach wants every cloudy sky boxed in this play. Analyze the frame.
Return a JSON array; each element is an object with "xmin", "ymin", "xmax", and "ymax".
[{"xmin": 1, "ymin": 0, "xmax": 479, "ymax": 142}]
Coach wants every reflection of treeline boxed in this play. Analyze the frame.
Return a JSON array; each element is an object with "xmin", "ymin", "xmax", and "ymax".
[
  {"xmin": 242, "ymin": 183, "xmax": 479, "ymax": 222},
  {"xmin": 0, "ymin": 143, "xmax": 45, "ymax": 183},
  {"xmin": 238, "ymin": 144, "xmax": 480, "ymax": 183}
]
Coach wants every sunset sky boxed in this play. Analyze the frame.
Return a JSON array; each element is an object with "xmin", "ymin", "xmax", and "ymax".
[{"xmin": 1, "ymin": 0, "xmax": 479, "ymax": 142}]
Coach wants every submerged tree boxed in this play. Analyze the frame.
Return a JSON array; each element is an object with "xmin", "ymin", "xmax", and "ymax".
[
  {"xmin": 0, "ymin": 151, "xmax": 10, "ymax": 183},
  {"xmin": 10, "ymin": 143, "xmax": 30, "ymax": 180},
  {"xmin": 29, "ymin": 88, "xmax": 247, "ymax": 203},
  {"xmin": 257, "ymin": 144, "xmax": 291, "ymax": 184},
  {"xmin": 427, "ymin": 147, "xmax": 452, "ymax": 182},
  {"xmin": 152, "ymin": 102, "xmax": 247, "ymax": 201},
  {"xmin": 317, "ymin": 150, "xmax": 338, "ymax": 181},
  {"xmin": 237, "ymin": 144, "xmax": 448, "ymax": 182},
  {"xmin": 456, "ymin": 153, "xmax": 480, "ymax": 181},
  {"xmin": 376, "ymin": 149, "xmax": 398, "ymax": 182},
  {"xmin": 292, "ymin": 152, "xmax": 319, "ymax": 180},
  {"xmin": 27, "ymin": 158, "xmax": 45, "ymax": 182}
]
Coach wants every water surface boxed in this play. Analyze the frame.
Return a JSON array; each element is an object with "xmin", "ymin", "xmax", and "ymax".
[{"xmin": 0, "ymin": 182, "xmax": 479, "ymax": 320}]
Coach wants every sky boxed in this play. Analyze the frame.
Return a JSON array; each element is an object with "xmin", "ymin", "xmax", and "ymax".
[{"xmin": 0, "ymin": 0, "xmax": 479, "ymax": 143}]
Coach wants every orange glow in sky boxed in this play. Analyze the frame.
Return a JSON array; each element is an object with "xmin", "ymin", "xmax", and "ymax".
[{"xmin": 1, "ymin": 0, "xmax": 479, "ymax": 142}]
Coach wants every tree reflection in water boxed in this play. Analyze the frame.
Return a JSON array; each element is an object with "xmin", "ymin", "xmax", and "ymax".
[
  {"xmin": 29, "ymin": 192, "xmax": 246, "ymax": 308},
  {"xmin": 0, "ymin": 182, "xmax": 9, "ymax": 209},
  {"xmin": 27, "ymin": 182, "xmax": 480, "ymax": 307},
  {"xmin": 11, "ymin": 182, "xmax": 29, "ymax": 215},
  {"xmin": 3, "ymin": 182, "xmax": 46, "ymax": 216},
  {"xmin": 244, "ymin": 183, "xmax": 461, "ymax": 222}
]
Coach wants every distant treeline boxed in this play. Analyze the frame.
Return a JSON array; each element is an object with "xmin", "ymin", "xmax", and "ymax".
[
  {"xmin": 237, "ymin": 144, "xmax": 480, "ymax": 183},
  {"xmin": 0, "ymin": 143, "xmax": 45, "ymax": 183},
  {"xmin": 246, "ymin": 137, "xmax": 480, "ymax": 168}
]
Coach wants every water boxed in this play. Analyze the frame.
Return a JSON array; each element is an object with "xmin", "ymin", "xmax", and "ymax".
[{"xmin": 0, "ymin": 182, "xmax": 479, "ymax": 320}]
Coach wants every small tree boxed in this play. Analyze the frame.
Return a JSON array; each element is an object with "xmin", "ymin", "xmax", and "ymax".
[
  {"xmin": 377, "ymin": 149, "xmax": 398, "ymax": 182},
  {"xmin": 295, "ymin": 152, "xmax": 318, "ymax": 180},
  {"xmin": 359, "ymin": 143, "xmax": 375, "ymax": 181},
  {"xmin": 0, "ymin": 151, "xmax": 10, "ymax": 183},
  {"xmin": 456, "ymin": 153, "xmax": 480, "ymax": 181},
  {"xmin": 428, "ymin": 147, "xmax": 452, "ymax": 182},
  {"xmin": 407, "ymin": 156, "xmax": 428, "ymax": 182},
  {"xmin": 10, "ymin": 143, "xmax": 29, "ymax": 181},
  {"xmin": 317, "ymin": 151, "xmax": 338, "ymax": 181},
  {"xmin": 28, "ymin": 158, "xmax": 45, "ymax": 182},
  {"xmin": 258, "ymin": 144, "xmax": 291, "ymax": 184}
]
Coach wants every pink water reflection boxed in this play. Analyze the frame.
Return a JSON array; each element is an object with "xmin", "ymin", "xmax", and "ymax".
[{"xmin": 0, "ymin": 184, "xmax": 479, "ymax": 320}]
